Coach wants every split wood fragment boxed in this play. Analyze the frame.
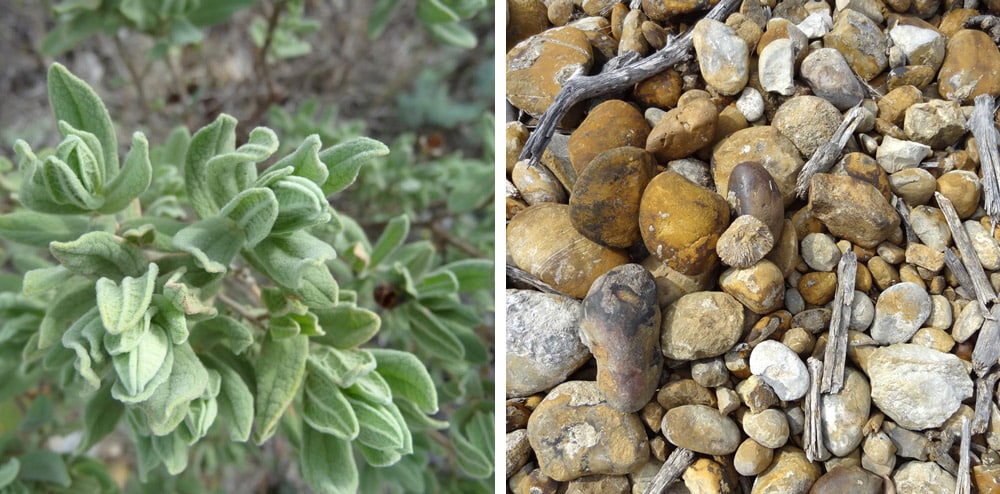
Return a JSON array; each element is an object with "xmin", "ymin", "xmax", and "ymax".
[
  {"xmin": 936, "ymin": 191, "xmax": 997, "ymax": 318},
  {"xmin": 973, "ymin": 304, "xmax": 1000, "ymax": 376},
  {"xmin": 804, "ymin": 357, "xmax": 829, "ymax": 462},
  {"xmin": 955, "ymin": 417, "xmax": 972, "ymax": 494},
  {"xmin": 821, "ymin": 251, "xmax": 856, "ymax": 394},
  {"xmin": 969, "ymin": 94, "xmax": 1000, "ymax": 234},
  {"xmin": 643, "ymin": 447, "xmax": 695, "ymax": 494},
  {"xmin": 795, "ymin": 105, "xmax": 866, "ymax": 199},
  {"xmin": 505, "ymin": 264, "xmax": 570, "ymax": 297},
  {"xmin": 973, "ymin": 372, "xmax": 1000, "ymax": 434}
]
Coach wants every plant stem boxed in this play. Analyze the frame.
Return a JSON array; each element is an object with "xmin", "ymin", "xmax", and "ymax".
[{"xmin": 112, "ymin": 34, "xmax": 149, "ymax": 112}]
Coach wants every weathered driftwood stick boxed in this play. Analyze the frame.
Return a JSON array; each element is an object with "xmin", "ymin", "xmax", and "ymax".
[
  {"xmin": 936, "ymin": 192, "xmax": 998, "ymax": 317},
  {"xmin": 519, "ymin": 0, "xmax": 741, "ymax": 164},
  {"xmin": 973, "ymin": 372, "xmax": 1000, "ymax": 434},
  {"xmin": 643, "ymin": 447, "xmax": 695, "ymax": 494},
  {"xmin": 973, "ymin": 304, "xmax": 1000, "ymax": 376},
  {"xmin": 821, "ymin": 251, "xmax": 857, "ymax": 394},
  {"xmin": 970, "ymin": 94, "xmax": 1000, "ymax": 233},
  {"xmin": 804, "ymin": 357, "xmax": 829, "ymax": 462},
  {"xmin": 505, "ymin": 264, "xmax": 570, "ymax": 297},
  {"xmin": 944, "ymin": 248, "xmax": 978, "ymax": 304},
  {"xmin": 956, "ymin": 417, "xmax": 972, "ymax": 494},
  {"xmin": 893, "ymin": 195, "xmax": 920, "ymax": 245},
  {"xmin": 795, "ymin": 105, "xmax": 866, "ymax": 199}
]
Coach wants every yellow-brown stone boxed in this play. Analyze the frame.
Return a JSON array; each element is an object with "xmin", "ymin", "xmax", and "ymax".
[
  {"xmin": 719, "ymin": 260, "xmax": 786, "ymax": 314},
  {"xmin": 798, "ymin": 271, "xmax": 837, "ymax": 305},
  {"xmin": 646, "ymin": 97, "xmax": 718, "ymax": 162},
  {"xmin": 507, "ymin": 26, "xmax": 593, "ymax": 116},
  {"xmin": 712, "ymin": 126, "xmax": 804, "ymax": 206},
  {"xmin": 507, "ymin": 0, "xmax": 550, "ymax": 50},
  {"xmin": 570, "ymin": 147, "xmax": 657, "ymax": 248},
  {"xmin": 634, "ymin": 70, "xmax": 683, "ymax": 109},
  {"xmin": 936, "ymin": 170, "xmax": 981, "ymax": 219},
  {"xmin": 938, "ymin": 30, "xmax": 1000, "ymax": 104},
  {"xmin": 568, "ymin": 100, "xmax": 650, "ymax": 173}
]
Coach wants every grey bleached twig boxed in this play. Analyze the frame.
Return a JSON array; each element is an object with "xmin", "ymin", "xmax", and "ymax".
[
  {"xmin": 955, "ymin": 417, "xmax": 972, "ymax": 494},
  {"xmin": 519, "ymin": 0, "xmax": 741, "ymax": 164},
  {"xmin": 821, "ymin": 251, "xmax": 857, "ymax": 394},
  {"xmin": 643, "ymin": 447, "xmax": 695, "ymax": 494},
  {"xmin": 943, "ymin": 249, "xmax": 977, "ymax": 303},
  {"xmin": 973, "ymin": 304, "xmax": 1000, "ymax": 376},
  {"xmin": 505, "ymin": 264, "xmax": 570, "ymax": 297},
  {"xmin": 795, "ymin": 105, "xmax": 866, "ymax": 199},
  {"xmin": 936, "ymin": 191, "xmax": 997, "ymax": 317},
  {"xmin": 893, "ymin": 195, "xmax": 919, "ymax": 244},
  {"xmin": 804, "ymin": 357, "xmax": 830, "ymax": 462},
  {"xmin": 973, "ymin": 372, "xmax": 1000, "ymax": 434},
  {"xmin": 970, "ymin": 94, "xmax": 1000, "ymax": 233}
]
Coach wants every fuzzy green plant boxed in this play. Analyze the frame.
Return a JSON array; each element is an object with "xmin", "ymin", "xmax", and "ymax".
[{"xmin": 0, "ymin": 63, "xmax": 468, "ymax": 493}]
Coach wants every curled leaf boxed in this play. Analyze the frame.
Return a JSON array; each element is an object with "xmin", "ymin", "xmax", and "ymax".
[
  {"xmin": 99, "ymin": 132, "xmax": 152, "ymax": 214},
  {"xmin": 48, "ymin": 62, "xmax": 118, "ymax": 175},
  {"xmin": 141, "ymin": 342, "xmax": 210, "ymax": 436},
  {"xmin": 219, "ymin": 187, "xmax": 279, "ymax": 248},
  {"xmin": 318, "ymin": 136, "xmax": 389, "ymax": 195},
  {"xmin": 112, "ymin": 324, "xmax": 171, "ymax": 402},
  {"xmin": 253, "ymin": 333, "xmax": 308, "ymax": 444},
  {"xmin": 51, "ymin": 231, "xmax": 147, "ymax": 279},
  {"xmin": 172, "ymin": 216, "xmax": 244, "ymax": 273},
  {"xmin": 96, "ymin": 262, "xmax": 158, "ymax": 335}
]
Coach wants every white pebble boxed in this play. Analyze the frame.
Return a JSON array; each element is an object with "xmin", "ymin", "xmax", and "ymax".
[{"xmin": 736, "ymin": 87, "xmax": 765, "ymax": 122}]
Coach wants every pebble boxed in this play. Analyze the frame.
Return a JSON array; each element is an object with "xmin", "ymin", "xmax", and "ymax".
[
  {"xmin": 800, "ymin": 48, "xmax": 864, "ymax": 111},
  {"xmin": 782, "ymin": 327, "xmax": 815, "ymax": 356},
  {"xmin": 965, "ymin": 220, "xmax": 1000, "ymax": 271},
  {"xmin": 910, "ymin": 327, "xmax": 954, "ymax": 353},
  {"xmin": 717, "ymin": 215, "xmax": 775, "ymax": 268},
  {"xmin": 742, "ymin": 408, "xmax": 790, "ymax": 449},
  {"xmin": 888, "ymin": 168, "xmax": 935, "ymax": 207},
  {"xmin": 657, "ymin": 379, "xmax": 717, "ymax": 410},
  {"xmin": 867, "ymin": 344, "xmax": 974, "ymax": 430},
  {"xmin": 661, "ymin": 404, "xmax": 742, "ymax": 455},
  {"xmin": 506, "ymin": 290, "xmax": 590, "ymax": 396},
  {"xmin": 886, "ymin": 64, "xmax": 937, "ymax": 91},
  {"xmin": 849, "ymin": 291, "xmax": 876, "ymax": 331},
  {"xmin": 952, "ymin": 301, "xmax": 986, "ymax": 343},
  {"xmin": 640, "ymin": 171, "xmax": 730, "ymax": 275},
  {"xmin": 728, "ymin": 161, "xmax": 786, "ymax": 242},
  {"xmin": 937, "ymin": 29, "xmax": 1000, "ymax": 104},
  {"xmin": 869, "ymin": 282, "xmax": 932, "ymax": 344},
  {"xmin": 682, "ymin": 458, "xmax": 730, "ymax": 493},
  {"xmin": 719, "ymin": 260, "xmax": 786, "ymax": 314},
  {"xmin": 691, "ymin": 357, "xmax": 730, "ymax": 388},
  {"xmin": 882, "ymin": 420, "xmax": 931, "ymax": 460},
  {"xmin": 579, "ymin": 264, "xmax": 662, "ymax": 413},
  {"xmin": 758, "ymin": 38, "xmax": 796, "ymax": 96},
  {"xmin": 772, "ymin": 96, "xmax": 842, "ymax": 158},
  {"xmin": 661, "ymin": 291, "xmax": 744, "ymax": 360},
  {"xmin": 527, "ymin": 381, "xmax": 650, "ymax": 481},
  {"xmin": 798, "ymin": 271, "xmax": 837, "ymax": 305},
  {"xmin": 937, "ymin": 170, "xmax": 981, "ymax": 219},
  {"xmin": 807, "ymin": 173, "xmax": 900, "ymax": 249},
  {"xmin": 876, "ymin": 135, "xmax": 931, "ymax": 173},
  {"xmin": 513, "ymin": 160, "xmax": 567, "ymax": 205},
  {"xmin": 749, "ymin": 340, "xmax": 810, "ymax": 401},
  {"xmin": 841, "ymin": 152, "xmax": 893, "ymax": 201},
  {"xmin": 634, "ymin": 70, "xmax": 682, "ymax": 109},
  {"xmin": 645, "ymin": 97, "xmax": 718, "ymax": 162},
  {"xmin": 507, "ymin": 26, "xmax": 593, "ymax": 116},
  {"xmin": 667, "ymin": 158, "xmax": 712, "ymax": 189},
  {"xmin": 810, "ymin": 465, "xmax": 882, "ymax": 494},
  {"xmin": 974, "ymin": 465, "xmax": 1000, "ymax": 494},
  {"xmin": 876, "ymin": 242, "xmax": 905, "ymax": 264},
  {"xmin": 822, "ymin": 9, "xmax": 886, "ymax": 81},
  {"xmin": 692, "ymin": 19, "xmax": 750, "ymax": 95},
  {"xmin": 734, "ymin": 439, "xmax": 774, "ymax": 476},
  {"xmin": 888, "ymin": 23, "xmax": 945, "ymax": 71},
  {"xmin": 713, "ymin": 126, "xmax": 805, "ymax": 206},
  {"xmin": 506, "ymin": 0, "xmax": 550, "ymax": 49},
  {"xmin": 800, "ymin": 233, "xmax": 840, "ymax": 272},
  {"xmin": 926, "ymin": 294, "xmax": 953, "ymax": 330},
  {"xmin": 736, "ymin": 87, "xmax": 765, "ymax": 122},
  {"xmin": 751, "ymin": 446, "xmax": 821, "ymax": 493},
  {"xmin": 568, "ymin": 100, "xmax": 650, "ymax": 173},
  {"xmin": 642, "ymin": 0, "xmax": 715, "ymax": 21},
  {"xmin": 507, "ymin": 429, "xmax": 531, "ymax": 478},
  {"xmin": 785, "ymin": 288, "xmax": 805, "ymax": 314},
  {"xmin": 796, "ymin": 11, "xmax": 832, "ymax": 38},
  {"xmin": 903, "ymin": 100, "xmax": 968, "ymax": 150},
  {"xmin": 893, "ymin": 461, "xmax": 957, "ymax": 493},
  {"xmin": 862, "ymin": 431, "xmax": 897, "ymax": 476},
  {"xmin": 821, "ymin": 367, "xmax": 870, "ymax": 456},
  {"xmin": 564, "ymin": 474, "xmax": 630, "ymax": 494},
  {"xmin": 717, "ymin": 387, "xmax": 741, "ymax": 415},
  {"xmin": 909, "ymin": 206, "xmax": 950, "ymax": 251},
  {"xmin": 736, "ymin": 375, "xmax": 780, "ymax": 414},
  {"xmin": 570, "ymin": 147, "xmax": 656, "ymax": 248}
]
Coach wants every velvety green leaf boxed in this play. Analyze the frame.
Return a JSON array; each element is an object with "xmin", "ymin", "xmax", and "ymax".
[
  {"xmin": 50, "ymin": 231, "xmax": 147, "ymax": 278},
  {"xmin": 442, "ymin": 258, "xmax": 492, "ymax": 292},
  {"xmin": 161, "ymin": 271, "xmax": 218, "ymax": 319},
  {"xmin": 39, "ymin": 10, "xmax": 105, "ymax": 57},
  {"xmin": 425, "ymin": 20, "xmax": 477, "ymax": 48},
  {"xmin": 141, "ymin": 342, "xmax": 209, "ymax": 436},
  {"xmin": 311, "ymin": 305, "xmax": 380, "ymax": 349},
  {"xmin": 62, "ymin": 307, "xmax": 107, "ymax": 389},
  {"xmin": 370, "ymin": 348, "xmax": 438, "ymax": 414},
  {"xmin": 127, "ymin": 412, "xmax": 162, "ymax": 482},
  {"xmin": 451, "ymin": 405, "xmax": 494, "ymax": 479},
  {"xmin": 0, "ymin": 458, "xmax": 18, "ymax": 489},
  {"xmin": 39, "ymin": 281, "xmax": 94, "ymax": 349},
  {"xmin": 368, "ymin": 0, "xmax": 402, "ymax": 38},
  {"xmin": 0, "ymin": 211, "xmax": 89, "ymax": 248},
  {"xmin": 406, "ymin": 303, "xmax": 464, "ymax": 361},
  {"xmin": 344, "ymin": 370, "xmax": 393, "ymax": 406},
  {"xmin": 308, "ymin": 346, "xmax": 375, "ymax": 388},
  {"xmin": 253, "ymin": 333, "xmax": 308, "ymax": 444},
  {"xmin": 289, "ymin": 265, "xmax": 339, "ymax": 309},
  {"xmin": 318, "ymin": 137, "xmax": 389, "ymax": 196},
  {"xmin": 368, "ymin": 215, "xmax": 409, "ymax": 270},
  {"xmin": 205, "ymin": 126, "xmax": 277, "ymax": 207},
  {"xmin": 396, "ymin": 399, "xmax": 448, "ymax": 430},
  {"xmin": 112, "ymin": 324, "xmax": 171, "ymax": 401},
  {"xmin": 62, "ymin": 456, "xmax": 119, "ymax": 494},
  {"xmin": 22, "ymin": 266, "xmax": 74, "ymax": 296},
  {"xmin": 42, "ymin": 155, "xmax": 103, "ymax": 210},
  {"xmin": 219, "ymin": 187, "xmax": 278, "ymax": 247},
  {"xmin": 357, "ymin": 442, "xmax": 402, "ymax": 467},
  {"xmin": 302, "ymin": 370, "xmax": 358, "ymax": 440},
  {"xmin": 185, "ymin": 114, "xmax": 237, "ymax": 218},
  {"xmin": 442, "ymin": 0, "xmax": 488, "ymax": 18},
  {"xmin": 172, "ymin": 216, "xmax": 244, "ymax": 273},
  {"xmin": 416, "ymin": 0, "xmax": 460, "ymax": 23},
  {"xmin": 17, "ymin": 450, "xmax": 70, "ymax": 487},
  {"xmin": 203, "ymin": 355, "xmax": 254, "ymax": 441},
  {"xmin": 48, "ymin": 63, "xmax": 118, "ymax": 175},
  {"xmin": 187, "ymin": 0, "xmax": 255, "ymax": 25},
  {"xmin": 78, "ymin": 381, "xmax": 124, "ymax": 453},
  {"xmin": 270, "ymin": 311, "xmax": 323, "ymax": 339},
  {"xmin": 180, "ymin": 377, "xmax": 219, "ymax": 444},
  {"xmin": 300, "ymin": 425, "xmax": 358, "ymax": 494},
  {"xmin": 96, "ymin": 262, "xmax": 158, "ymax": 335},
  {"xmin": 54, "ymin": 127, "xmax": 104, "ymax": 190},
  {"xmin": 269, "ymin": 176, "xmax": 330, "ymax": 234},
  {"xmin": 416, "ymin": 270, "xmax": 458, "ymax": 299},
  {"xmin": 387, "ymin": 240, "xmax": 436, "ymax": 278},
  {"xmin": 245, "ymin": 231, "xmax": 336, "ymax": 289},
  {"xmin": 158, "ymin": 125, "xmax": 191, "ymax": 167},
  {"xmin": 152, "ymin": 430, "xmax": 189, "ymax": 475},
  {"xmin": 103, "ymin": 310, "xmax": 152, "ymax": 355},
  {"xmin": 347, "ymin": 396, "xmax": 405, "ymax": 451},
  {"xmin": 190, "ymin": 316, "xmax": 254, "ymax": 355},
  {"xmin": 269, "ymin": 134, "xmax": 327, "ymax": 185},
  {"xmin": 99, "ymin": 132, "xmax": 152, "ymax": 214}
]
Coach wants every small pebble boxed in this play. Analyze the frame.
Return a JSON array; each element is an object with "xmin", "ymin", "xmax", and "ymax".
[
  {"xmin": 734, "ymin": 438, "xmax": 774, "ymax": 476},
  {"xmin": 869, "ymin": 281, "xmax": 932, "ymax": 344},
  {"xmin": 876, "ymin": 135, "xmax": 931, "ymax": 173},
  {"xmin": 965, "ymin": 220, "xmax": 1000, "ymax": 271},
  {"xmin": 692, "ymin": 19, "xmax": 750, "ymax": 95},
  {"xmin": 507, "ymin": 290, "xmax": 590, "ymax": 396},
  {"xmin": 849, "ymin": 291, "xmax": 876, "ymax": 331},
  {"xmin": 661, "ymin": 291, "xmax": 744, "ymax": 360},
  {"xmin": 736, "ymin": 87, "xmax": 765, "ymax": 122},
  {"xmin": 752, "ymin": 446, "xmax": 821, "ymax": 493},
  {"xmin": 800, "ymin": 48, "xmax": 864, "ymax": 110},
  {"xmin": 800, "ymin": 232, "xmax": 841, "ymax": 272},
  {"xmin": 893, "ymin": 461, "xmax": 957, "ymax": 493},
  {"xmin": 662, "ymin": 404, "xmax": 742, "ymax": 455},
  {"xmin": 749, "ymin": 340, "xmax": 810, "ymax": 401},
  {"xmin": 742, "ymin": 408, "xmax": 790, "ymax": 449}
]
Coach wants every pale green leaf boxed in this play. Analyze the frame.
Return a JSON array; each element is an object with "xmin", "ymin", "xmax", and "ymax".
[
  {"xmin": 103, "ymin": 310, "xmax": 152, "ymax": 355},
  {"xmin": 267, "ymin": 134, "xmax": 327, "ymax": 185},
  {"xmin": 253, "ymin": 333, "xmax": 308, "ymax": 444},
  {"xmin": 312, "ymin": 305, "xmax": 380, "ymax": 349},
  {"xmin": 451, "ymin": 406, "xmax": 494, "ymax": 479},
  {"xmin": 61, "ymin": 308, "xmax": 107, "ymax": 390},
  {"xmin": 185, "ymin": 114, "xmax": 237, "ymax": 218},
  {"xmin": 39, "ymin": 280, "xmax": 94, "ymax": 350},
  {"xmin": 219, "ymin": 187, "xmax": 279, "ymax": 248},
  {"xmin": 406, "ymin": 303, "xmax": 464, "ymax": 361},
  {"xmin": 96, "ymin": 262, "xmax": 158, "ymax": 335},
  {"xmin": 204, "ymin": 126, "xmax": 277, "ymax": 207},
  {"xmin": 78, "ymin": 381, "xmax": 124, "ymax": 453},
  {"xmin": 308, "ymin": 346, "xmax": 375, "ymax": 388},
  {"xmin": 288, "ymin": 265, "xmax": 339, "ymax": 309},
  {"xmin": 42, "ymin": 156, "xmax": 103, "ymax": 210},
  {"xmin": 112, "ymin": 324, "xmax": 170, "ymax": 401},
  {"xmin": 318, "ymin": 137, "xmax": 389, "ymax": 195},
  {"xmin": 387, "ymin": 240, "xmax": 436, "ymax": 278},
  {"xmin": 50, "ymin": 231, "xmax": 147, "ymax": 278},
  {"xmin": 99, "ymin": 132, "xmax": 152, "ymax": 214},
  {"xmin": 302, "ymin": 370, "xmax": 358, "ymax": 440},
  {"xmin": 300, "ymin": 425, "xmax": 358, "ymax": 494},
  {"xmin": 425, "ymin": 21, "xmax": 477, "ymax": 48},
  {"xmin": 369, "ymin": 215, "xmax": 409, "ymax": 270},
  {"xmin": 190, "ymin": 316, "xmax": 254, "ymax": 355},
  {"xmin": 269, "ymin": 175, "xmax": 330, "ymax": 234},
  {"xmin": 203, "ymin": 355, "xmax": 254, "ymax": 441},
  {"xmin": 0, "ymin": 211, "xmax": 89, "ymax": 247},
  {"xmin": 441, "ymin": 258, "xmax": 492, "ymax": 292},
  {"xmin": 141, "ymin": 342, "xmax": 210, "ymax": 436},
  {"xmin": 357, "ymin": 442, "xmax": 402, "ymax": 467},
  {"xmin": 416, "ymin": 0, "xmax": 460, "ymax": 23},
  {"xmin": 245, "ymin": 231, "xmax": 336, "ymax": 288},
  {"xmin": 22, "ymin": 266, "xmax": 74, "ymax": 296},
  {"xmin": 347, "ymin": 397, "xmax": 405, "ymax": 451},
  {"xmin": 172, "ymin": 216, "xmax": 245, "ymax": 273},
  {"xmin": 370, "ymin": 348, "xmax": 438, "ymax": 413},
  {"xmin": 54, "ymin": 128, "xmax": 103, "ymax": 191},
  {"xmin": 344, "ymin": 371, "xmax": 393, "ymax": 406},
  {"xmin": 416, "ymin": 270, "xmax": 458, "ymax": 299},
  {"xmin": 0, "ymin": 458, "xmax": 19, "ymax": 489},
  {"xmin": 396, "ymin": 399, "xmax": 448, "ymax": 430},
  {"xmin": 48, "ymin": 63, "xmax": 118, "ymax": 175},
  {"xmin": 368, "ymin": 0, "xmax": 402, "ymax": 38},
  {"xmin": 17, "ymin": 450, "xmax": 70, "ymax": 487},
  {"xmin": 151, "ymin": 431, "xmax": 189, "ymax": 475}
]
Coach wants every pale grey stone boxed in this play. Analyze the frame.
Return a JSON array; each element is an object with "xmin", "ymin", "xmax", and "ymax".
[
  {"xmin": 801, "ymin": 232, "xmax": 841, "ymax": 271},
  {"xmin": 952, "ymin": 301, "xmax": 986, "ymax": 343},
  {"xmin": 800, "ymin": 48, "xmax": 864, "ymax": 110},
  {"xmin": 849, "ymin": 291, "xmax": 875, "ymax": 331},
  {"xmin": 507, "ymin": 290, "xmax": 590, "ymax": 397},
  {"xmin": 876, "ymin": 135, "xmax": 931, "ymax": 173},
  {"xmin": 749, "ymin": 340, "xmax": 810, "ymax": 401},
  {"xmin": 869, "ymin": 282, "xmax": 932, "ymax": 344},
  {"xmin": 867, "ymin": 344, "xmax": 973, "ymax": 430},
  {"xmin": 821, "ymin": 367, "xmax": 870, "ymax": 456},
  {"xmin": 908, "ymin": 205, "xmax": 950, "ymax": 251},
  {"xmin": 888, "ymin": 24, "xmax": 946, "ymax": 71},
  {"xmin": 797, "ymin": 11, "xmax": 833, "ymax": 38},
  {"xmin": 742, "ymin": 408, "xmax": 790, "ymax": 448},
  {"xmin": 736, "ymin": 87, "xmax": 765, "ymax": 122},
  {"xmin": 926, "ymin": 294, "xmax": 952, "ymax": 330},
  {"xmin": 903, "ymin": 100, "xmax": 968, "ymax": 149},
  {"xmin": 692, "ymin": 19, "xmax": 749, "ymax": 95},
  {"xmin": 893, "ymin": 461, "xmax": 957, "ymax": 494},
  {"xmin": 965, "ymin": 220, "xmax": 1000, "ymax": 271},
  {"xmin": 759, "ymin": 38, "xmax": 796, "ymax": 96}
]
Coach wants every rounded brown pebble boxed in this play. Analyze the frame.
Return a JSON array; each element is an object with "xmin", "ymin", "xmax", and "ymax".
[
  {"xmin": 657, "ymin": 378, "xmax": 717, "ymax": 409},
  {"xmin": 507, "ymin": 0, "xmax": 550, "ymax": 49},
  {"xmin": 640, "ymin": 171, "xmax": 730, "ymax": 275},
  {"xmin": 938, "ymin": 29, "xmax": 1000, "ymax": 104},
  {"xmin": 569, "ymin": 100, "xmax": 651, "ymax": 173},
  {"xmin": 752, "ymin": 446, "xmax": 822, "ymax": 493},
  {"xmin": 735, "ymin": 438, "xmax": 774, "ymax": 476},
  {"xmin": 798, "ymin": 271, "xmax": 838, "ymax": 305},
  {"xmin": 661, "ymin": 291, "xmax": 745, "ymax": 360},
  {"xmin": 662, "ymin": 404, "xmax": 742, "ymax": 455},
  {"xmin": 570, "ymin": 147, "xmax": 657, "ymax": 248},
  {"xmin": 719, "ymin": 260, "xmax": 786, "ymax": 314},
  {"xmin": 645, "ymin": 97, "xmax": 718, "ymax": 162},
  {"xmin": 512, "ymin": 160, "xmax": 568, "ymax": 205},
  {"xmin": 936, "ymin": 170, "xmax": 981, "ymax": 219},
  {"xmin": 713, "ymin": 126, "xmax": 805, "ymax": 206},
  {"xmin": 634, "ymin": 70, "xmax": 683, "ymax": 109},
  {"xmin": 841, "ymin": 152, "xmax": 892, "ymax": 201},
  {"xmin": 728, "ymin": 161, "xmax": 785, "ymax": 241},
  {"xmin": 507, "ymin": 26, "xmax": 593, "ymax": 116},
  {"xmin": 507, "ymin": 203, "xmax": 629, "ymax": 298},
  {"xmin": 807, "ymin": 174, "xmax": 900, "ymax": 249},
  {"xmin": 810, "ymin": 465, "xmax": 883, "ymax": 494}
]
